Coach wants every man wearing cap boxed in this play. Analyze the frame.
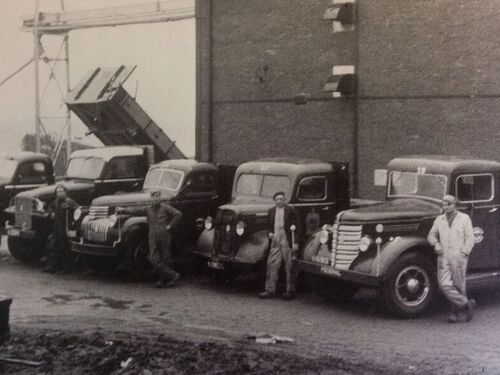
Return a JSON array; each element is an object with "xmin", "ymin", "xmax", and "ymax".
[
  {"xmin": 259, "ymin": 191, "xmax": 301, "ymax": 300},
  {"xmin": 428, "ymin": 194, "xmax": 475, "ymax": 323},
  {"xmin": 117, "ymin": 190, "xmax": 182, "ymax": 288}
]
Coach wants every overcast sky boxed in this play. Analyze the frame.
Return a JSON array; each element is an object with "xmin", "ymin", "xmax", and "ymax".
[{"xmin": 0, "ymin": 0, "xmax": 195, "ymax": 157}]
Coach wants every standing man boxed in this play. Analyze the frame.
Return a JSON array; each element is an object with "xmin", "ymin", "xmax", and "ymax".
[
  {"xmin": 259, "ymin": 191, "xmax": 301, "ymax": 300},
  {"xmin": 43, "ymin": 184, "xmax": 78, "ymax": 273},
  {"xmin": 117, "ymin": 190, "xmax": 182, "ymax": 288},
  {"xmin": 427, "ymin": 194, "xmax": 475, "ymax": 323}
]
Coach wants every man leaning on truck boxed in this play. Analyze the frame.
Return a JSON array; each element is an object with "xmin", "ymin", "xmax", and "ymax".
[
  {"xmin": 116, "ymin": 190, "xmax": 182, "ymax": 288},
  {"xmin": 427, "ymin": 194, "xmax": 475, "ymax": 323}
]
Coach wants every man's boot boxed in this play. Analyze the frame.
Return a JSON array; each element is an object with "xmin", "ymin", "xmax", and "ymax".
[
  {"xmin": 447, "ymin": 304, "xmax": 460, "ymax": 324},
  {"xmin": 465, "ymin": 299, "xmax": 476, "ymax": 322}
]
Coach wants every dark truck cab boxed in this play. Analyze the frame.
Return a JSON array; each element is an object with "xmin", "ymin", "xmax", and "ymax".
[
  {"xmin": 195, "ymin": 158, "xmax": 351, "ymax": 279},
  {"xmin": 0, "ymin": 152, "xmax": 54, "ymax": 230},
  {"xmin": 70, "ymin": 160, "xmax": 235, "ymax": 276},
  {"xmin": 297, "ymin": 155, "xmax": 500, "ymax": 317},
  {"xmin": 4, "ymin": 146, "xmax": 151, "ymax": 262}
]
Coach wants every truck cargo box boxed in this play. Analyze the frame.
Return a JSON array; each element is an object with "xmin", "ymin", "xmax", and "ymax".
[{"xmin": 65, "ymin": 65, "xmax": 186, "ymax": 161}]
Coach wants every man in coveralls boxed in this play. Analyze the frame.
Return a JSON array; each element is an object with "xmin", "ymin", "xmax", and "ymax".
[
  {"xmin": 43, "ymin": 184, "xmax": 78, "ymax": 273},
  {"xmin": 259, "ymin": 191, "xmax": 300, "ymax": 300},
  {"xmin": 427, "ymin": 194, "xmax": 475, "ymax": 323},
  {"xmin": 117, "ymin": 190, "xmax": 182, "ymax": 288}
]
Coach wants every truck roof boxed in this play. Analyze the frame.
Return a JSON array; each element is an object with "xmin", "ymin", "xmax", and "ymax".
[
  {"xmin": 151, "ymin": 159, "xmax": 218, "ymax": 173},
  {"xmin": 0, "ymin": 151, "xmax": 51, "ymax": 163},
  {"xmin": 238, "ymin": 157, "xmax": 344, "ymax": 175},
  {"xmin": 389, "ymin": 155, "xmax": 500, "ymax": 175},
  {"xmin": 70, "ymin": 146, "xmax": 144, "ymax": 162}
]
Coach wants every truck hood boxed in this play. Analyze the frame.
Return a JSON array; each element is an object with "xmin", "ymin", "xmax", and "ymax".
[
  {"xmin": 340, "ymin": 198, "xmax": 441, "ymax": 222},
  {"xmin": 91, "ymin": 190, "xmax": 175, "ymax": 207},
  {"xmin": 15, "ymin": 180, "xmax": 95, "ymax": 202}
]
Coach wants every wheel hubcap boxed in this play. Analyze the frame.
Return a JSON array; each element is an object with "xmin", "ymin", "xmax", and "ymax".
[{"xmin": 395, "ymin": 265, "xmax": 430, "ymax": 307}]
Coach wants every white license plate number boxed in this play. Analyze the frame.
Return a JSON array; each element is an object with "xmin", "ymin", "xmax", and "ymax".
[
  {"xmin": 207, "ymin": 261, "xmax": 225, "ymax": 270},
  {"xmin": 8, "ymin": 228, "xmax": 20, "ymax": 237},
  {"xmin": 67, "ymin": 230, "xmax": 76, "ymax": 238},
  {"xmin": 321, "ymin": 266, "xmax": 341, "ymax": 277}
]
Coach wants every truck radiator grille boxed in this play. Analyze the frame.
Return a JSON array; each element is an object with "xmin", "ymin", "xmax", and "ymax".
[
  {"xmin": 214, "ymin": 209, "xmax": 236, "ymax": 256},
  {"xmin": 89, "ymin": 206, "xmax": 110, "ymax": 220},
  {"xmin": 15, "ymin": 197, "xmax": 32, "ymax": 229},
  {"xmin": 83, "ymin": 219, "xmax": 111, "ymax": 243},
  {"xmin": 332, "ymin": 224, "xmax": 362, "ymax": 270}
]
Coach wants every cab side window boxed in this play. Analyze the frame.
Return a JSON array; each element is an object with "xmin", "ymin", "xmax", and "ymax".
[
  {"xmin": 184, "ymin": 173, "xmax": 217, "ymax": 194},
  {"xmin": 297, "ymin": 176, "xmax": 327, "ymax": 201},
  {"xmin": 105, "ymin": 157, "xmax": 141, "ymax": 179},
  {"xmin": 456, "ymin": 174, "xmax": 493, "ymax": 202},
  {"xmin": 17, "ymin": 162, "xmax": 48, "ymax": 185}
]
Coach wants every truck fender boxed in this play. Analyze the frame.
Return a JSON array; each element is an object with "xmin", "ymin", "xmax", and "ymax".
[
  {"xmin": 370, "ymin": 236, "xmax": 435, "ymax": 277},
  {"xmin": 234, "ymin": 230, "xmax": 269, "ymax": 263},
  {"xmin": 121, "ymin": 217, "xmax": 148, "ymax": 236},
  {"xmin": 196, "ymin": 229, "xmax": 215, "ymax": 256}
]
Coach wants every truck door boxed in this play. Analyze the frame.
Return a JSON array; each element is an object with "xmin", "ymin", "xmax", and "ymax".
[
  {"xmin": 456, "ymin": 173, "xmax": 498, "ymax": 271},
  {"xmin": 293, "ymin": 175, "xmax": 333, "ymax": 238},
  {"xmin": 4, "ymin": 161, "xmax": 50, "ymax": 204}
]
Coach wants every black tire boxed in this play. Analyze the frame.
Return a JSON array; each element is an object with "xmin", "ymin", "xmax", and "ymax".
[
  {"xmin": 129, "ymin": 237, "xmax": 154, "ymax": 281},
  {"xmin": 381, "ymin": 252, "xmax": 437, "ymax": 318},
  {"xmin": 309, "ymin": 275, "xmax": 359, "ymax": 302},
  {"xmin": 7, "ymin": 236, "xmax": 45, "ymax": 263}
]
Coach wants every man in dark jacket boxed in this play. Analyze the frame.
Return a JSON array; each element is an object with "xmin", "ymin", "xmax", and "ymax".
[
  {"xmin": 117, "ymin": 190, "xmax": 182, "ymax": 288},
  {"xmin": 43, "ymin": 184, "xmax": 78, "ymax": 273},
  {"xmin": 259, "ymin": 191, "xmax": 301, "ymax": 300}
]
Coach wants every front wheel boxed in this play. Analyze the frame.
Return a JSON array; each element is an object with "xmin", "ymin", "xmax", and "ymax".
[
  {"xmin": 381, "ymin": 252, "xmax": 437, "ymax": 318},
  {"xmin": 130, "ymin": 238, "xmax": 154, "ymax": 280},
  {"xmin": 7, "ymin": 236, "xmax": 45, "ymax": 263}
]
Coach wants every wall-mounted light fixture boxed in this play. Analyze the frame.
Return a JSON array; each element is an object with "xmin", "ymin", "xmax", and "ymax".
[
  {"xmin": 324, "ymin": 0, "xmax": 356, "ymax": 32},
  {"xmin": 323, "ymin": 65, "xmax": 356, "ymax": 98}
]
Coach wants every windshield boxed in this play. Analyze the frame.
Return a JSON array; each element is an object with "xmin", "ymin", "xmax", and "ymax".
[
  {"xmin": 235, "ymin": 173, "xmax": 291, "ymax": 199},
  {"xmin": 66, "ymin": 157, "xmax": 105, "ymax": 180},
  {"xmin": 0, "ymin": 159, "xmax": 18, "ymax": 183},
  {"xmin": 143, "ymin": 168, "xmax": 184, "ymax": 191},
  {"xmin": 388, "ymin": 171, "xmax": 447, "ymax": 200}
]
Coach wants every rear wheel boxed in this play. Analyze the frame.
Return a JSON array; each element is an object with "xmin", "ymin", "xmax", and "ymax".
[
  {"xmin": 7, "ymin": 236, "xmax": 45, "ymax": 263},
  {"xmin": 309, "ymin": 275, "xmax": 359, "ymax": 302},
  {"xmin": 381, "ymin": 252, "xmax": 436, "ymax": 318}
]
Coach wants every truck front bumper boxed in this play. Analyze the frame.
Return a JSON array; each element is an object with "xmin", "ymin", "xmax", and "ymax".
[
  {"xmin": 295, "ymin": 260, "xmax": 381, "ymax": 287},
  {"xmin": 5, "ymin": 224, "xmax": 36, "ymax": 241},
  {"xmin": 193, "ymin": 250, "xmax": 258, "ymax": 271},
  {"xmin": 70, "ymin": 240, "xmax": 121, "ymax": 257}
]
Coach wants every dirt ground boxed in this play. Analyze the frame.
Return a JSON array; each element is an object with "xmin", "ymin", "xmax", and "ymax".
[
  {"xmin": 2, "ymin": 241, "xmax": 500, "ymax": 374},
  {"xmin": 0, "ymin": 328, "xmax": 399, "ymax": 374}
]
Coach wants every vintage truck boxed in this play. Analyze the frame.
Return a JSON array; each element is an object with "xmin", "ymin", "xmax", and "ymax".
[
  {"xmin": 4, "ymin": 146, "xmax": 154, "ymax": 262},
  {"xmin": 0, "ymin": 152, "xmax": 54, "ymax": 231},
  {"xmin": 194, "ymin": 158, "xmax": 356, "ymax": 281},
  {"xmin": 69, "ymin": 160, "xmax": 235, "ymax": 277},
  {"xmin": 296, "ymin": 155, "xmax": 500, "ymax": 317}
]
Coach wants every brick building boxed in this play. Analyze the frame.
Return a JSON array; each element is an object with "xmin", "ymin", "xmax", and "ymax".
[{"xmin": 195, "ymin": 0, "xmax": 500, "ymax": 199}]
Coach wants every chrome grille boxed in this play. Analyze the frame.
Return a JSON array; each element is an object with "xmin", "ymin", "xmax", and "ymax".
[
  {"xmin": 15, "ymin": 197, "xmax": 32, "ymax": 229},
  {"xmin": 83, "ymin": 218, "xmax": 111, "ymax": 242},
  {"xmin": 89, "ymin": 206, "xmax": 110, "ymax": 220},
  {"xmin": 214, "ymin": 209, "xmax": 236, "ymax": 256},
  {"xmin": 332, "ymin": 224, "xmax": 362, "ymax": 270}
]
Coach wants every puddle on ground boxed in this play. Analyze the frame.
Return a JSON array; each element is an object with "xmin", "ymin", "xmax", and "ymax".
[{"xmin": 42, "ymin": 293, "xmax": 134, "ymax": 310}]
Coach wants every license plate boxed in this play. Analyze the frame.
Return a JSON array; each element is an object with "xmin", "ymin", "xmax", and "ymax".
[
  {"xmin": 207, "ymin": 261, "xmax": 225, "ymax": 270},
  {"xmin": 67, "ymin": 230, "xmax": 76, "ymax": 239},
  {"xmin": 8, "ymin": 228, "xmax": 20, "ymax": 237},
  {"xmin": 321, "ymin": 266, "xmax": 341, "ymax": 277}
]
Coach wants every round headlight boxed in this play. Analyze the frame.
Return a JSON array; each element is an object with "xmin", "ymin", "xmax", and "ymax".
[
  {"xmin": 73, "ymin": 207, "xmax": 82, "ymax": 221},
  {"xmin": 236, "ymin": 221, "xmax": 245, "ymax": 236},
  {"xmin": 359, "ymin": 235, "xmax": 373, "ymax": 252},
  {"xmin": 290, "ymin": 224, "xmax": 296, "ymax": 231},
  {"xmin": 108, "ymin": 214, "xmax": 118, "ymax": 227},
  {"xmin": 319, "ymin": 229, "xmax": 329, "ymax": 244},
  {"xmin": 204, "ymin": 216, "xmax": 213, "ymax": 230},
  {"xmin": 375, "ymin": 224, "xmax": 384, "ymax": 233}
]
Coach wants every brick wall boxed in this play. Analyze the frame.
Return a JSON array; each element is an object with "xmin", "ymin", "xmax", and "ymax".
[{"xmin": 197, "ymin": 0, "xmax": 500, "ymax": 199}]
